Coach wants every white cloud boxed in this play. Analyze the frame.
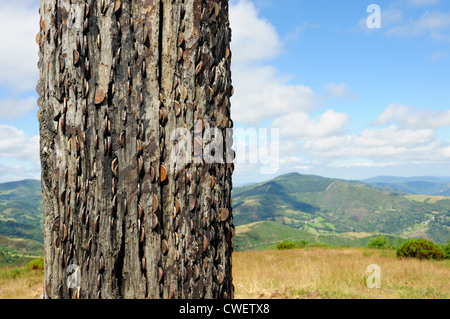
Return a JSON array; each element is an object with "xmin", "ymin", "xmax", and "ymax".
[
  {"xmin": 229, "ymin": 0, "xmax": 355, "ymax": 178},
  {"xmin": 329, "ymin": 161, "xmax": 396, "ymax": 169},
  {"xmin": 278, "ymin": 156, "xmax": 313, "ymax": 171},
  {"xmin": 271, "ymin": 109, "xmax": 349, "ymax": 139},
  {"xmin": 324, "ymin": 83, "xmax": 348, "ymax": 98},
  {"xmin": 0, "ymin": 125, "xmax": 40, "ymax": 162},
  {"xmin": 230, "ymin": 64, "xmax": 317, "ymax": 124},
  {"xmin": 303, "ymin": 125, "xmax": 449, "ymax": 163},
  {"xmin": 284, "ymin": 22, "xmax": 320, "ymax": 42},
  {"xmin": 0, "ymin": 0, "xmax": 40, "ymax": 93},
  {"xmin": 356, "ymin": 8, "xmax": 404, "ymax": 32},
  {"xmin": 374, "ymin": 103, "xmax": 450, "ymax": 129},
  {"xmin": 0, "ymin": 97, "xmax": 37, "ymax": 118},
  {"xmin": 228, "ymin": 1, "xmax": 450, "ymax": 182},
  {"xmin": 356, "ymin": 4, "xmax": 450, "ymax": 41},
  {"xmin": 443, "ymin": 146, "xmax": 450, "ymax": 157},
  {"xmin": 407, "ymin": 0, "xmax": 441, "ymax": 7},
  {"xmin": 431, "ymin": 51, "xmax": 448, "ymax": 60},
  {"xmin": 416, "ymin": 11, "xmax": 450, "ymax": 30},
  {"xmin": 0, "ymin": 162, "xmax": 41, "ymax": 183},
  {"xmin": 229, "ymin": 0, "xmax": 282, "ymax": 64},
  {"xmin": 324, "ymin": 82, "xmax": 358, "ymax": 100},
  {"xmin": 387, "ymin": 11, "xmax": 450, "ymax": 40},
  {"xmin": 382, "ymin": 8, "xmax": 405, "ymax": 25},
  {"xmin": 229, "ymin": 0, "xmax": 318, "ymax": 125}
]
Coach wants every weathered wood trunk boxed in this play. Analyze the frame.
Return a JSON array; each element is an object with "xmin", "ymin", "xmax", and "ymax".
[{"xmin": 37, "ymin": 0, "xmax": 234, "ymax": 299}]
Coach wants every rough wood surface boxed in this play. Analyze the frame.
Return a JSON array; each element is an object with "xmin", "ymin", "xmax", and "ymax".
[{"xmin": 38, "ymin": 0, "xmax": 234, "ymax": 299}]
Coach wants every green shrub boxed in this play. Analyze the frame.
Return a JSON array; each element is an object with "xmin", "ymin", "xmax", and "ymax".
[
  {"xmin": 276, "ymin": 240, "xmax": 297, "ymax": 250},
  {"xmin": 308, "ymin": 241, "xmax": 331, "ymax": 248},
  {"xmin": 27, "ymin": 257, "xmax": 44, "ymax": 271},
  {"xmin": 396, "ymin": 239, "xmax": 444, "ymax": 260},
  {"xmin": 441, "ymin": 242, "xmax": 450, "ymax": 259},
  {"xmin": 367, "ymin": 236, "xmax": 394, "ymax": 249},
  {"xmin": 293, "ymin": 240, "xmax": 310, "ymax": 248},
  {"xmin": 276, "ymin": 239, "xmax": 329, "ymax": 250}
]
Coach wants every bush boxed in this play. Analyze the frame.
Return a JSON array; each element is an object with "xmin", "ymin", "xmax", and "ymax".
[
  {"xmin": 396, "ymin": 239, "xmax": 445, "ymax": 260},
  {"xmin": 367, "ymin": 236, "xmax": 394, "ymax": 249},
  {"xmin": 276, "ymin": 239, "xmax": 329, "ymax": 250},
  {"xmin": 27, "ymin": 257, "xmax": 44, "ymax": 271},
  {"xmin": 441, "ymin": 241, "xmax": 450, "ymax": 259},
  {"xmin": 276, "ymin": 240, "xmax": 297, "ymax": 250}
]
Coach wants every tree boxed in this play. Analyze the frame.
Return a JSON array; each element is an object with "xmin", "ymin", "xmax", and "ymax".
[
  {"xmin": 366, "ymin": 235, "xmax": 393, "ymax": 249},
  {"xmin": 396, "ymin": 239, "xmax": 444, "ymax": 260},
  {"xmin": 37, "ymin": 0, "xmax": 234, "ymax": 299}
]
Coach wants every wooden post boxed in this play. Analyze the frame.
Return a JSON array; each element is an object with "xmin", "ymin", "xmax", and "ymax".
[{"xmin": 37, "ymin": 0, "xmax": 234, "ymax": 299}]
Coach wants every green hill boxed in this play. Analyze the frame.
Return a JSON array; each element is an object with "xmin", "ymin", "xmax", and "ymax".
[
  {"xmin": 234, "ymin": 221, "xmax": 317, "ymax": 251},
  {"xmin": 233, "ymin": 220, "xmax": 406, "ymax": 251},
  {"xmin": 232, "ymin": 173, "xmax": 450, "ymax": 245},
  {"xmin": 1, "ymin": 176, "xmax": 450, "ymax": 254},
  {"xmin": 0, "ymin": 179, "xmax": 43, "ymax": 243},
  {"xmin": 0, "ymin": 232, "xmax": 43, "ymax": 266}
]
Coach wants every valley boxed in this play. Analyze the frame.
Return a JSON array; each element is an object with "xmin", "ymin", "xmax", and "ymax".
[
  {"xmin": 0, "ymin": 173, "xmax": 449, "ymax": 263},
  {"xmin": 0, "ymin": 174, "xmax": 449, "ymax": 299},
  {"xmin": 232, "ymin": 173, "xmax": 450, "ymax": 250}
]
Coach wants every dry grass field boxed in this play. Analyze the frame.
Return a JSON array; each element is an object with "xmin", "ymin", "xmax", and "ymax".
[
  {"xmin": 233, "ymin": 247, "xmax": 450, "ymax": 299},
  {"xmin": 1, "ymin": 247, "xmax": 449, "ymax": 299},
  {"xmin": 0, "ymin": 266, "xmax": 43, "ymax": 299}
]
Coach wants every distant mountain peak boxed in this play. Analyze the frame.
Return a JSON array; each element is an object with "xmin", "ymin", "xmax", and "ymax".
[
  {"xmin": 276, "ymin": 172, "xmax": 302, "ymax": 178},
  {"xmin": 362, "ymin": 175, "xmax": 450, "ymax": 196},
  {"xmin": 232, "ymin": 172, "xmax": 450, "ymax": 244}
]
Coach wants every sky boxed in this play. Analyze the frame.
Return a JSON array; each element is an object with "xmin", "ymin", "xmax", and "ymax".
[{"xmin": 0, "ymin": 0, "xmax": 449, "ymax": 185}]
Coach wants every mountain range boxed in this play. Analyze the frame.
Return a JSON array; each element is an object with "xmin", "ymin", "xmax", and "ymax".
[
  {"xmin": 362, "ymin": 176, "xmax": 450, "ymax": 196},
  {"xmin": 0, "ymin": 179, "xmax": 43, "ymax": 242},
  {"xmin": 232, "ymin": 173, "xmax": 450, "ymax": 249},
  {"xmin": 0, "ymin": 174, "xmax": 449, "ymax": 254},
  {"xmin": 0, "ymin": 179, "xmax": 44, "ymax": 260}
]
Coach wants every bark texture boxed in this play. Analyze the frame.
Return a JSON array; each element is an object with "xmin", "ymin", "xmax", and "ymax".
[{"xmin": 37, "ymin": 0, "xmax": 234, "ymax": 299}]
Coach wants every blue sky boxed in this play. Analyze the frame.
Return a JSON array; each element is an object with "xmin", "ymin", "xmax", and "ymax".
[
  {"xmin": 0, "ymin": 0, "xmax": 449, "ymax": 185},
  {"xmin": 229, "ymin": 0, "xmax": 450, "ymax": 184}
]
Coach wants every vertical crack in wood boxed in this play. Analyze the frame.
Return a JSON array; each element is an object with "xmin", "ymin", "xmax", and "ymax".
[
  {"xmin": 158, "ymin": 0, "xmax": 165, "ymax": 299},
  {"xmin": 115, "ymin": 214, "xmax": 126, "ymax": 298},
  {"xmin": 158, "ymin": 0, "xmax": 164, "ymax": 93}
]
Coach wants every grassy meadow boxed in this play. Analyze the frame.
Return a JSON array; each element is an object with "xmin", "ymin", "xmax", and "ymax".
[
  {"xmin": 233, "ymin": 247, "xmax": 450, "ymax": 299},
  {"xmin": 1, "ymin": 247, "xmax": 450, "ymax": 299},
  {"xmin": 0, "ymin": 265, "xmax": 44, "ymax": 299}
]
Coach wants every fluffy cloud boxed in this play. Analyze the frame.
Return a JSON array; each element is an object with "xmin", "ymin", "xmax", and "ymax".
[
  {"xmin": 229, "ymin": 0, "xmax": 319, "ymax": 125},
  {"xmin": 387, "ymin": 11, "xmax": 450, "ymax": 40},
  {"xmin": 229, "ymin": 0, "xmax": 282, "ymax": 64},
  {"xmin": 230, "ymin": 65, "xmax": 317, "ymax": 124},
  {"xmin": 0, "ymin": 125, "xmax": 40, "ymax": 162},
  {"xmin": 407, "ymin": 0, "xmax": 441, "ymax": 7},
  {"xmin": 324, "ymin": 82, "xmax": 358, "ymax": 100},
  {"xmin": 229, "ymin": 0, "xmax": 355, "ymax": 178},
  {"xmin": 356, "ymin": 7, "xmax": 404, "ymax": 32},
  {"xmin": 271, "ymin": 109, "xmax": 349, "ymax": 139},
  {"xmin": 0, "ymin": 162, "xmax": 41, "ymax": 183},
  {"xmin": 229, "ymin": 0, "xmax": 450, "ymax": 181},
  {"xmin": 303, "ymin": 125, "xmax": 449, "ymax": 162},
  {"xmin": 329, "ymin": 161, "xmax": 396, "ymax": 169},
  {"xmin": 0, "ymin": 97, "xmax": 37, "ymax": 119},
  {"xmin": 374, "ymin": 103, "xmax": 450, "ymax": 129},
  {"xmin": 357, "ymin": 3, "xmax": 450, "ymax": 41},
  {"xmin": 0, "ymin": 0, "xmax": 40, "ymax": 93}
]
